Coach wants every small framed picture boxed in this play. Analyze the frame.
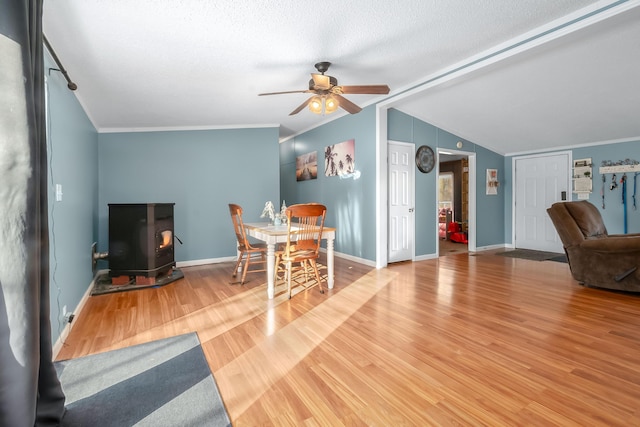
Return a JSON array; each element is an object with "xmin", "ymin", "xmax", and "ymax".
[
  {"xmin": 296, "ymin": 151, "xmax": 317, "ymax": 181},
  {"xmin": 486, "ymin": 169, "xmax": 499, "ymax": 195}
]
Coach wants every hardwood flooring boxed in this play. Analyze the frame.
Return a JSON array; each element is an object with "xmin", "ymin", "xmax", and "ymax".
[
  {"xmin": 57, "ymin": 251, "xmax": 640, "ymax": 426},
  {"xmin": 439, "ymin": 238, "xmax": 468, "ymax": 256}
]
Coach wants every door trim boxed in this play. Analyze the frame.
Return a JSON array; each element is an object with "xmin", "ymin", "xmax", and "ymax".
[{"xmin": 436, "ymin": 149, "xmax": 476, "ymax": 256}]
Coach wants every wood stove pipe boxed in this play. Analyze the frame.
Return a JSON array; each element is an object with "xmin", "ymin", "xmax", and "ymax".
[{"xmin": 91, "ymin": 242, "xmax": 108, "ymax": 274}]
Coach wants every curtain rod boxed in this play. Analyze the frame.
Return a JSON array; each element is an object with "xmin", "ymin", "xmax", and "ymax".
[{"xmin": 43, "ymin": 35, "xmax": 77, "ymax": 91}]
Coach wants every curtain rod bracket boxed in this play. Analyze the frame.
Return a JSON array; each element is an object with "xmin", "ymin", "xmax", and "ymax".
[{"xmin": 43, "ymin": 35, "xmax": 77, "ymax": 91}]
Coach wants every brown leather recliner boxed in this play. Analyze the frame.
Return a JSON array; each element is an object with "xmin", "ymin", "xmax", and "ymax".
[{"xmin": 547, "ymin": 200, "xmax": 640, "ymax": 292}]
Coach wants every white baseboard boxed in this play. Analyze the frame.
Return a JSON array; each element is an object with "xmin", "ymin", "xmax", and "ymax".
[
  {"xmin": 319, "ymin": 248, "xmax": 376, "ymax": 267},
  {"xmin": 52, "ymin": 269, "xmax": 102, "ymax": 360},
  {"xmin": 176, "ymin": 256, "xmax": 236, "ymax": 268},
  {"xmin": 415, "ymin": 253, "xmax": 439, "ymax": 262},
  {"xmin": 475, "ymin": 243, "xmax": 509, "ymax": 252}
]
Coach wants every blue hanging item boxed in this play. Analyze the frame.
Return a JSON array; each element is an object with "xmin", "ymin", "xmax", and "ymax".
[
  {"xmin": 633, "ymin": 172, "xmax": 639, "ymax": 210},
  {"xmin": 602, "ymin": 174, "xmax": 606, "ymax": 209},
  {"xmin": 621, "ymin": 174, "xmax": 627, "ymax": 234}
]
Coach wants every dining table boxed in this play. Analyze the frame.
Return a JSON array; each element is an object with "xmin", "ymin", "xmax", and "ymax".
[{"xmin": 243, "ymin": 222, "xmax": 336, "ymax": 299}]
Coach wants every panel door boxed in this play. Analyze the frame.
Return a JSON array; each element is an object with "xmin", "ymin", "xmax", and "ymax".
[
  {"xmin": 514, "ymin": 153, "xmax": 569, "ymax": 252},
  {"xmin": 388, "ymin": 141, "xmax": 414, "ymax": 263}
]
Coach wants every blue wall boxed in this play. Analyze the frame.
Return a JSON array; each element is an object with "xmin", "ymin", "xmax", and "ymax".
[
  {"xmin": 46, "ymin": 52, "xmax": 98, "ymax": 342},
  {"xmin": 97, "ymin": 127, "xmax": 280, "ymax": 264},
  {"xmin": 280, "ymin": 106, "xmax": 377, "ymax": 260},
  {"xmin": 474, "ymin": 144, "xmax": 506, "ymax": 248}
]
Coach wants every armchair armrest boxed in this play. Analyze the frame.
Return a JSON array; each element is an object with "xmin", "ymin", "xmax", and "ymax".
[
  {"xmin": 579, "ymin": 236, "xmax": 640, "ymax": 254},
  {"xmin": 609, "ymin": 233, "xmax": 640, "ymax": 238}
]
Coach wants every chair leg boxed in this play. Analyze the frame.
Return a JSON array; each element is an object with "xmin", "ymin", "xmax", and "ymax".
[
  {"xmin": 286, "ymin": 261, "xmax": 292, "ymax": 299},
  {"xmin": 273, "ymin": 254, "xmax": 282, "ymax": 284},
  {"xmin": 232, "ymin": 252, "xmax": 244, "ymax": 278},
  {"xmin": 310, "ymin": 259, "xmax": 324, "ymax": 294},
  {"xmin": 240, "ymin": 253, "xmax": 252, "ymax": 285},
  {"xmin": 301, "ymin": 260, "xmax": 310, "ymax": 283}
]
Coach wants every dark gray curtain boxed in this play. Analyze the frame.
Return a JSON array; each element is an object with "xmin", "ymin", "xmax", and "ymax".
[{"xmin": 0, "ymin": 0, "xmax": 66, "ymax": 425}]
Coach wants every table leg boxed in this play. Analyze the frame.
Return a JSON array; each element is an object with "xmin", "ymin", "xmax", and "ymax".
[
  {"xmin": 266, "ymin": 242, "xmax": 275, "ymax": 299},
  {"xmin": 327, "ymin": 237, "xmax": 334, "ymax": 289}
]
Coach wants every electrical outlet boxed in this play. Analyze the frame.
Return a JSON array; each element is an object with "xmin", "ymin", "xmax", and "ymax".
[{"xmin": 55, "ymin": 184, "xmax": 63, "ymax": 201}]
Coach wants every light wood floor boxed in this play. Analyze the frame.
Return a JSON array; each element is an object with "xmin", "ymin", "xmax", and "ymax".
[{"xmin": 57, "ymin": 251, "xmax": 640, "ymax": 426}]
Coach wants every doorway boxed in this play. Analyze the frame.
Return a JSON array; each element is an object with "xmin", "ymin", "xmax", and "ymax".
[{"xmin": 438, "ymin": 151, "xmax": 470, "ymax": 257}]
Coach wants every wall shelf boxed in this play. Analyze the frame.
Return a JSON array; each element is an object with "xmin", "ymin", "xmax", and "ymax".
[
  {"xmin": 573, "ymin": 158, "xmax": 592, "ymax": 196},
  {"xmin": 599, "ymin": 164, "xmax": 640, "ymax": 174}
]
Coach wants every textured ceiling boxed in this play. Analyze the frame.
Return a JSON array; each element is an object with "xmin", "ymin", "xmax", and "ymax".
[{"xmin": 43, "ymin": 0, "xmax": 640, "ymax": 154}]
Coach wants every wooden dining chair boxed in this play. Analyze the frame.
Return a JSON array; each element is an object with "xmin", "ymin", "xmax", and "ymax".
[
  {"xmin": 279, "ymin": 203, "xmax": 327, "ymax": 299},
  {"xmin": 228, "ymin": 203, "xmax": 268, "ymax": 284}
]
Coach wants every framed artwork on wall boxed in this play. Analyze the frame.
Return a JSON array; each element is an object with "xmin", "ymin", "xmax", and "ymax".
[
  {"xmin": 325, "ymin": 139, "xmax": 355, "ymax": 177},
  {"xmin": 486, "ymin": 168, "xmax": 499, "ymax": 195},
  {"xmin": 296, "ymin": 151, "xmax": 317, "ymax": 181}
]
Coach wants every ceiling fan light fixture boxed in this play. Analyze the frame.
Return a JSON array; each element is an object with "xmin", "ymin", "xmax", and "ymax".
[
  {"xmin": 324, "ymin": 95, "xmax": 339, "ymax": 114},
  {"xmin": 264, "ymin": 62, "xmax": 387, "ymax": 116},
  {"xmin": 309, "ymin": 96, "xmax": 323, "ymax": 114}
]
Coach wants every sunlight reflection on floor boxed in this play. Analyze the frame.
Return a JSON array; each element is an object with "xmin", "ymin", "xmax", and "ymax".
[{"xmin": 214, "ymin": 268, "xmax": 398, "ymax": 420}]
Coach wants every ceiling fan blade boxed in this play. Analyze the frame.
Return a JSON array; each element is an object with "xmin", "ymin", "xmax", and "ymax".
[
  {"xmin": 334, "ymin": 94, "xmax": 362, "ymax": 114},
  {"xmin": 311, "ymin": 74, "xmax": 332, "ymax": 90},
  {"xmin": 289, "ymin": 97, "xmax": 313, "ymax": 115},
  {"xmin": 338, "ymin": 85, "xmax": 390, "ymax": 95},
  {"xmin": 258, "ymin": 90, "xmax": 308, "ymax": 96}
]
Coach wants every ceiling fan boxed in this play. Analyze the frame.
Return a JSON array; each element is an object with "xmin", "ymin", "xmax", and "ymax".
[{"xmin": 258, "ymin": 62, "xmax": 390, "ymax": 116}]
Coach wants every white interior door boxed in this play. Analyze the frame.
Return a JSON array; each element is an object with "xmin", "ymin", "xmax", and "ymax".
[
  {"xmin": 514, "ymin": 152, "xmax": 570, "ymax": 252},
  {"xmin": 388, "ymin": 141, "xmax": 414, "ymax": 263}
]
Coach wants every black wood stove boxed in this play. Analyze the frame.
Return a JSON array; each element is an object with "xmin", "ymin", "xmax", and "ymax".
[{"xmin": 108, "ymin": 203, "xmax": 175, "ymax": 278}]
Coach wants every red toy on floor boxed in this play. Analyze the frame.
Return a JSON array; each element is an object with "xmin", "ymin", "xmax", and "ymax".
[{"xmin": 450, "ymin": 231, "xmax": 468, "ymax": 244}]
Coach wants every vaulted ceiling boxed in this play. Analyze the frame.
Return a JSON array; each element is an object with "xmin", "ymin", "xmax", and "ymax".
[{"xmin": 43, "ymin": 0, "xmax": 640, "ymax": 155}]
